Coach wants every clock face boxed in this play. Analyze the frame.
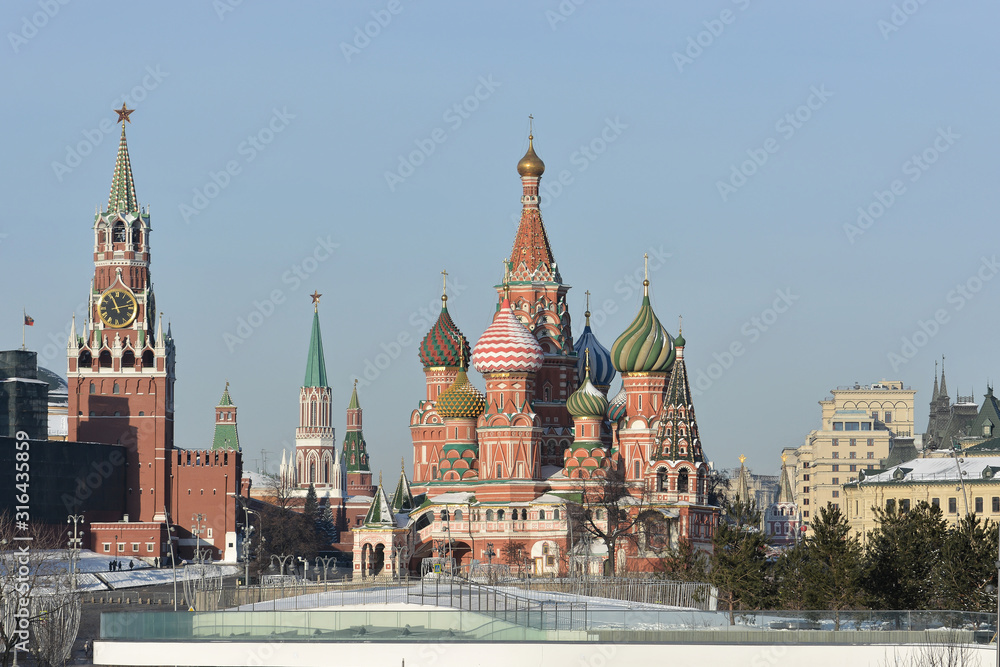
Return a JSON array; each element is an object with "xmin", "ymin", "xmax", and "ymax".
[{"xmin": 98, "ymin": 289, "xmax": 138, "ymax": 328}]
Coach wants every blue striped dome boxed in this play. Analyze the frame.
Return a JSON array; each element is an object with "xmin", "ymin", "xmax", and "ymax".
[{"xmin": 576, "ymin": 319, "xmax": 615, "ymax": 392}]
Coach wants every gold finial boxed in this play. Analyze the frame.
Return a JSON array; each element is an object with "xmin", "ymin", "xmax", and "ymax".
[
  {"xmin": 502, "ymin": 258, "xmax": 511, "ymax": 299},
  {"xmin": 584, "ymin": 290, "xmax": 591, "ymax": 324},
  {"xmin": 643, "ymin": 253, "xmax": 650, "ymax": 292},
  {"xmin": 739, "ymin": 454, "xmax": 746, "ymax": 465},
  {"xmin": 379, "ymin": 471, "xmax": 382, "ymax": 486},
  {"xmin": 401, "ymin": 456, "xmax": 405, "ymax": 473},
  {"xmin": 225, "ymin": 380, "xmax": 229, "ymax": 391},
  {"xmin": 311, "ymin": 291, "xmax": 322, "ymax": 311},
  {"xmin": 678, "ymin": 315, "xmax": 683, "ymax": 335},
  {"xmin": 459, "ymin": 340, "xmax": 466, "ymax": 369},
  {"xmin": 441, "ymin": 269, "xmax": 448, "ymax": 304},
  {"xmin": 781, "ymin": 453, "xmax": 787, "ymax": 464},
  {"xmin": 114, "ymin": 104, "xmax": 134, "ymax": 124},
  {"xmin": 584, "ymin": 348, "xmax": 591, "ymax": 379},
  {"xmin": 353, "ymin": 378, "xmax": 358, "ymax": 389},
  {"xmin": 529, "ymin": 113, "xmax": 534, "ymax": 138}
]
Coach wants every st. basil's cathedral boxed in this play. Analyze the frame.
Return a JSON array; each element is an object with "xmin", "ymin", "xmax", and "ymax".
[{"xmin": 347, "ymin": 132, "xmax": 720, "ymax": 577}]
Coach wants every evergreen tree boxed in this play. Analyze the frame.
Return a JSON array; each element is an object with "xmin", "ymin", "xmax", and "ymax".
[
  {"xmin": 862, "ymin": 501, "xmax": 948, "ymax": 610},
  {"xmin": 934, "ymin": 513, "xmax": 998, "ymax": 611},
  {"xmin": 800, "ymin": 504, "xmax": 863, "ymax": 626},
  {"xmin": 709, "ymin": 496, "xmax": 774, "ymax": 623},
  {"xmin": 773, "ymin": 543, "xmax": 810, "ymax": 610},
  {"xmin": 303, "ymin": 484, "xmax": 319, "ymax": 526},
  {"xmin": 656, "ymin": 538, "xmax": 708, "ymax": 582}
]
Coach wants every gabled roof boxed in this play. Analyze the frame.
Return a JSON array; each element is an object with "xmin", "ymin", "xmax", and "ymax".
[{"xmin": 968, "ymin": 387, "xmax": 1000, "ymax": 440}]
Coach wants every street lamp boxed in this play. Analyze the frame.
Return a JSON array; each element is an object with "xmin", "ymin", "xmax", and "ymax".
[
  {"xmin": 164, "ymin": 507, "xmax": 178, "ymax": 611},
  {"xmin": 241, "ymin": 506, "xmax": 258, "ymax": 587},
  {"xmin": 485, "ymin": 542, "xmax": 496, "ymax": 584},
  {"xmin": 315, "ymin": 555, "xmax": 335, "ymax": 584},
  {"xmin": 191, "ymin": 513, "xmax": 207, "ymax": 565},
  {"xmin": 67, "ymin": 514, "xmax": 84, "ymax": 592}
]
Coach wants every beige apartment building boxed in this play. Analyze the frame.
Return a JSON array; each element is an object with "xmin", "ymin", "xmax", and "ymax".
[{"xmin": 785, "ymin": 380, "xmax": 916, "ymax": 527}]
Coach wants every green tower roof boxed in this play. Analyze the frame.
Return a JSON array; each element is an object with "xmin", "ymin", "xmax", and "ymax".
[
  {"xmin": 304, "ymin": 309, "xmax": 329, "ymax": 388},
  {"xmin": 212, "ymin": 383, "xmax": 239, "ymax": 450},
  {"xmin": 348, "ymin": 381, "xmax": 360, "ymax": 409},
  {"xmin": 108, "ymin": 120, "xmax": 138, "ymax": 213}
]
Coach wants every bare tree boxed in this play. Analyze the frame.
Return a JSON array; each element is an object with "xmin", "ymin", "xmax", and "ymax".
[
  {"xmin": 0, "ymin": 513, "xmax": 75, "ymax": 667},
  {"xmin": 567, "ymin": 464, "xmax": 653, "ymax": 576},
  {"xmin": 28, "ymin": 591, "xmax": 82, "ymax": 667}
]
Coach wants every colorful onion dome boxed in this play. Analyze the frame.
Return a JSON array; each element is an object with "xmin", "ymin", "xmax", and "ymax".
[
  {"xmin": 517, "ymin": 134, "xmax": 545, "ymax": 177},
  {"xmin": 567, "ymin": 352, "xmax": 610, "ymax": 418},
  {"xmin": 472, "ymin": 297, "xmax": 545, "ymax": 374},
  {"xmin": 611, "ymin": 284, "xmax": 674, "ymax": 373},
  {"xmin": 436, "ymin": 369, "xmax": 486, "ymax": 419},
  {"xmin": 575, "ymin": 309, "xmax": 615, "ymax": 391},
  {"xmin": 607, "ymin": 384, "xmax": 627, "ymax": 422},
  {"xmin": 419, "ymin": 299, "xmax": 470, "ymax": 369}
]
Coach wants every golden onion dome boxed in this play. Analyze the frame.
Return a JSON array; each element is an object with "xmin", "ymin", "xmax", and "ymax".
[{"xmin": 517, "ymin": 134, "xmax": 545, "ymax": 177}]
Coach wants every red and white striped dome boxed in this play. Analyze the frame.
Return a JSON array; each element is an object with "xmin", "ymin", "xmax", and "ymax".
[{"xmin": 472, "ymin": 298, "xmax": 545, "ymax": 374}]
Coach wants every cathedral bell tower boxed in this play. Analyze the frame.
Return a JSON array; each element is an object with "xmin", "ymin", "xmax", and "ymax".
[{"xmin": 66, "ymin": 105, "xmax": 175, "ymax": 523}]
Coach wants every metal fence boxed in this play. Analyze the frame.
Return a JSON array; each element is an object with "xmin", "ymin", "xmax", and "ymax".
[{"xmin": 513, "ymin": 577, "xmax": 716, "ymax": 610}]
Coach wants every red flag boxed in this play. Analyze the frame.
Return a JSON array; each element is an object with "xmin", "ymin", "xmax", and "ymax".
[{"xmin": 24, "ymin": 314, "xmax": 34, "ymax": 326}]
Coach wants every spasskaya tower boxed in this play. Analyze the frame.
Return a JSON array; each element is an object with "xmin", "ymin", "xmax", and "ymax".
[{"xmin": 67, "ymin": 105, "xmax": 175, "ymax": 524}]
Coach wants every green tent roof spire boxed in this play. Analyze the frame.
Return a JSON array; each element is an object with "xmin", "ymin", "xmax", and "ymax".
[
  {"xmin": 303, "ymin": 305, "xmax": 329, "ymax": 388},
  {"xmin": 108, "ymin": 105, "xmax": 138, "ymax": 213},
  {"xmin": 348, "ymin": 379, "xmax": 360, "ymax": 409}
]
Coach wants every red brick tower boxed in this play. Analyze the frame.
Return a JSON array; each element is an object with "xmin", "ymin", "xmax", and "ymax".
[
  {"xmin": 66, "ymin": 106, "xmax": 175, "ymax": 523},
  {"xmin": 503, "ymin": 129, "xmax": 578, "ymax": 469}
]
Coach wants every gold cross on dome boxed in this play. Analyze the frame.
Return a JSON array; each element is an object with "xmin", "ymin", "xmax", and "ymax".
[{"xmin": 115, "ymin": 104, "xmax": 134, "ymax": 124}]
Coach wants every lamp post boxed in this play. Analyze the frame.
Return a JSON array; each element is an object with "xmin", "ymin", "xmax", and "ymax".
[
  {"xmin": 164, "ymin": 507, "xmax": 178, "ymax": 611},
  {"xmin": 315, "ymin": 555, "xmax": 335, "ymax": 584},
  {"xmin": 191, "ymin": 513, "xmax": 207, "ymax": 565},
  {"xmin": 995, "ymin": 522, "xmax": 999, "ymax": 667},
  {"xmin": 241, "ymin": 506, "xmax": 258, "ymax": 587},
  {"xmin": 67, "ymin": 514, "xmax": 84, "ymax": 592},
  {"xmin": 485, "ymin": 542, "xmax": 496, "ymax": 585}
]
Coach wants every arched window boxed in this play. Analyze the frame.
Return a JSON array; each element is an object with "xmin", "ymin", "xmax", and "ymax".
[
  {"xmin": 678, "ymin": 469, "xmax": 689, "ymax": 493},
  {"xmin": 453, "ymin": 509, "xmax": 463, "ymax": 521},
  {"xmin": 79, "ymin": 351, "xmax": 92, "ymax": 368},
  {"xmin": 142, "ymin": 350, "xmax": 154, "ymax": 368},
  {"xmin": 113, "ymin": 222, "xmax": 126, "ymax": 243},
  {"xmin": 310, "ymin": 400, "xmax": 317, "ymax": 426},
  {"xmin": 440, "ymin": 509, "xmax": 449, "ymax": 521},
  {"xmin": 657, "ymin": 468, "xmax": 668, "ymax": 492},
  {"xmin": 89, "ymin": 382, "xmax": 96, "ymax": 395},
  {"xmin": 122, "ymin": 350, "xmax": 135, "ymax": 369},
  {"xmin": 497, "ymin": 509, "xmax": 506, "ymax": 521},
  {"xmin": 521, "ymin": 509, "xmax": 528, "ymax": 520},
  {"xmin": 553, "ymin": 509, "xmax": 560, "ymax": 520},
  {"xmin": 538, "ymin": 509, "xmax": 546, "ymax": 521},
  {"xmin": 486, "ymin": 509, "xmax": 495, "ymax": 521},
  {"xmin": 113, "ymin": 382, "xmax": 120, "ymax": 395},
  {"xmin": 310, "ymin": 463, "xmax": 316, "ymax": 483},
  {"xmin": 99, "ymin": 351, "xmax": 112, "ymax": 368}
]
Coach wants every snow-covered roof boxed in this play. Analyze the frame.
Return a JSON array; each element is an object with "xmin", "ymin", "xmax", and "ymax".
[
  {"xmin": 859, "ymin": 455, "xmax": 1000, "ymax": 484},
  {"xmin": 428, "ymin": 491, "xmax": 476, "ymax": 504}
]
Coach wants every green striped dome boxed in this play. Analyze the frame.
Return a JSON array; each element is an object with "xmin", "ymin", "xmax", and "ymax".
[
  {"xmin": 567, "ymin": 375, "xmax": 610, "ymax": 418},
  {"xmin": 436, "ymin": 369, "xmax": 486, "ymax": 419},
  {"xmin": 611, "ymin": 294, "xmax": 674, "ymax": 373}
]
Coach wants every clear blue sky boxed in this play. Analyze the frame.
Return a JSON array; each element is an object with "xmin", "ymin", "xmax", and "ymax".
[{"xmin": 2, "ymin": 1, "xmax": 998, "ymax": 480}]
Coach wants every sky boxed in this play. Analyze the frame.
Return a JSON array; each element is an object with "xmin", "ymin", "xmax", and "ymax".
[{"xmin": 2, "ymin": 1, "xmax": 998, "ymax": 481}]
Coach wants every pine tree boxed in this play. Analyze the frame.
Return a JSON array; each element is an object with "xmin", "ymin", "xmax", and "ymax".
[
  {"xmin": 862, "ymin": 500, "xmax": 948, "ymax": 610},
  {"xmin": 303, "ymin": 484, "xmax": 319, "ymax": 526},
  {"xmin": 934, "ymin": 513, "xmax": 998, "ymax": 611},
  {"xmin": 800, "ymin": 504, "xmax": 863, "ymax": 627},
  {"xmin": 709, "ymin": 496, "xmax": 774, "ymax": 623}
]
